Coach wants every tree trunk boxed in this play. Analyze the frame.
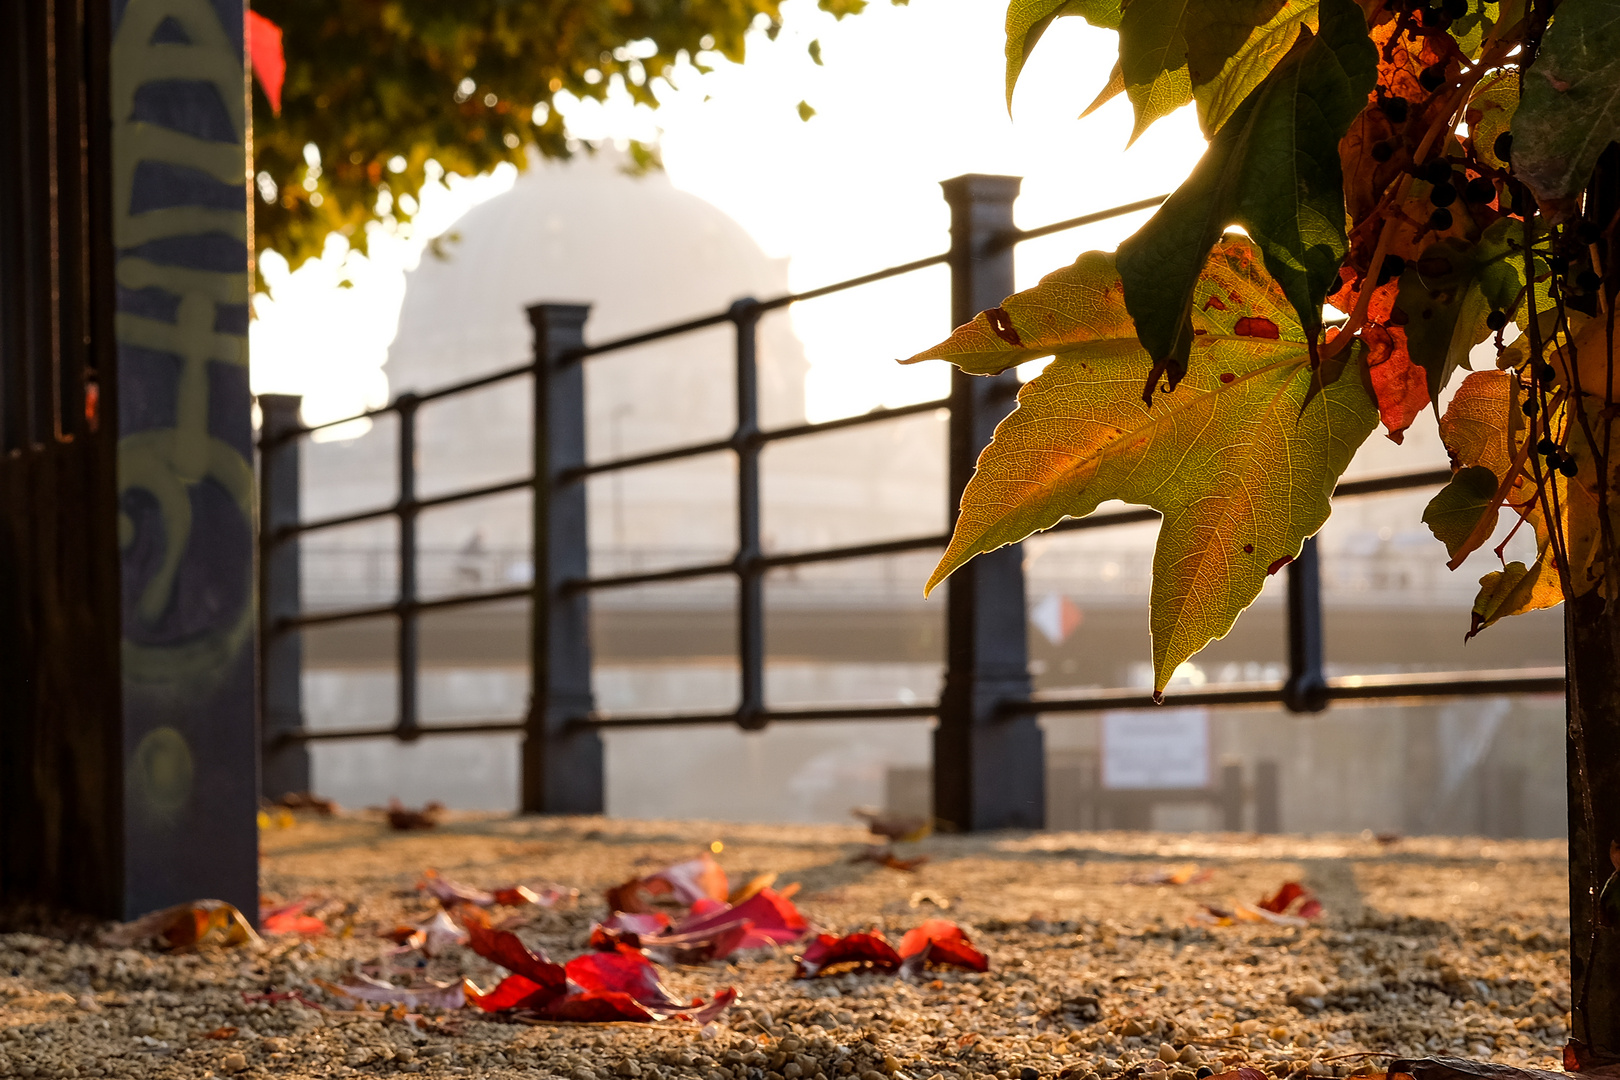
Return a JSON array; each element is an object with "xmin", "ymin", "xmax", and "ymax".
[{"xmin": 1565, "ymin": 588, "xmax": 1620, "ymax": 1066}]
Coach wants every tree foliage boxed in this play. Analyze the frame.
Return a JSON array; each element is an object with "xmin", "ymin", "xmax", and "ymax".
[
  {"xmin": 250, "ymin": 0, "xmax": 874, "ymax": 271},
  {"xmin": 917, "ymin": 0, "xmax": 1620, "ymax": 698}
]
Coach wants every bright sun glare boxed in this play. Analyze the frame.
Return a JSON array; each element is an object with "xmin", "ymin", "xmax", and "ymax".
[{"xmin": 248, "ymin": 0, "xmax": 1209, "ymax": 432}]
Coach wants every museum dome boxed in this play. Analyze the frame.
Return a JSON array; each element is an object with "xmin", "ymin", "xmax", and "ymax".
[{"xmin": 386, "ymin": 150, "xmax": 805, "ymax": 424}]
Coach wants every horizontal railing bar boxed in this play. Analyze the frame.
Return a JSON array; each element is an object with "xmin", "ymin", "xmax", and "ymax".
[
  {"xmin": 278, "ymin": 584, "xmax": 533, "ymax": 631},
  {"xmin": 998, "ymin": 194, "xmax": 1172, "ymax": 248},
  {"xmin": 1044, "ymin": 468, "xmax": 1456, "ymax": 536},
  {"xmin": 567, "ymin": 399, "xmax": 956, "ymax": 482},
  {"xmin": 266, "ymin": 361, "xmax": 539, "ymax": 444},
  {"xmin": 1325, "ymin": 666, "xmax": 1565, "ymax": 700},
  {"xmin": 757, "ymin": 397, "xmax": 952, "ymax": 444},
  {"xmin": 280, "ymin": 476, "xmax": 537, "ymax": 540},
  {"xmin": 1331, "ymin": 468, "xmax": 1454, "ymax": 498},
  {"xmin": 753, "ymin": 253, "xmax": 952, "ymax": 312},
  {"xmin": 760, "ymin": 532, "xmax": 949, "ymax": 569},
  {"xmin": 563, "ymin": 438, "xmax": 735, "ymax": 482},
  {"xmin": 570, "ymin": 559, "xmax": 738, "ymax": 592},
  {"xmin": 573, "ymin": 702, "xmax": 940, "ymax": 730},
  {"xmin": 270, "ymin": 719, "xmax": 526, "ymax": 744},
  {"xmin": 1010, "ymin": 666, "xmax": 1565, "ymax": 714},
  {"xmin": 567, "ymin": 467, "xmax": 1463, "ymax": 590}
]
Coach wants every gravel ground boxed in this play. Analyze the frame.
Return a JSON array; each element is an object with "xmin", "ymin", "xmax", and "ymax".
[{"xmin": 0, "ymin": 814, "xmax": 1573, "ymax": 1080}]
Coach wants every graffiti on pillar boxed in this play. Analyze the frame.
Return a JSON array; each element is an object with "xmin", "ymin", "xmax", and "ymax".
[{"xmin": 111, "ymin": 0, "xmax": 254, "ymax": 821}]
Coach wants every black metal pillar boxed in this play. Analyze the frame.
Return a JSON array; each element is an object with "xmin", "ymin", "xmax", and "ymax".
[
  {"xmin": 1282, "ymin": 536, "xmax": 1328, "ymax": 712},
  {"xmin": 934, "ymin": 174, "xmax": 1044, "ymax": 832},
  {"xmin": 732, "ymin": 300, "xmax": 767, "ymax": 731},
  {"xmin": 259, "ymin": 394, "xmax": 309, "ymax": 799},
  {"xmin": 396, "ymin": 393, "xmax": 421, "ymax": 740},
  {"xmin": 523, "ymin": 303, "xmax": 604, "ymax": 814}
]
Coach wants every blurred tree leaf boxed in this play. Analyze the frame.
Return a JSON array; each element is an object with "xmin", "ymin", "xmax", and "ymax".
[
  {"xmin": 1512, "ymin": 0, "xmax": 1620, "ymax": 218},
  {"xmin": 252, "ymin": 0, "xmax": 811, "ymax": 277}
]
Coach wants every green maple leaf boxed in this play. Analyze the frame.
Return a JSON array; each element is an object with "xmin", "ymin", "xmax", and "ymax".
[
  {"xmin": 1115, "ymin": 0, "xmax": 1374, "ymax": 391},
  {"xmin": 903, "ymin": 237, "xmax": 1377, "ymax": 692},
  {"xmin": 1187, "ymin": 1, "xmax": 1319, "ymax": 137},
  {"xmin": 1115, "ymin": 0, "xmax": 1322, "ymax": 143},
  {"xmin": 1397, "ymin": 219, "xmax": 1526, "ymax": 408},
  {"xmin": 1004, "ymin": 0, "xmax": 1122, "ymax": 110},
  {"xmin": 1512, "ymin": 0, "xmax": 1620, "ymax": 217}
]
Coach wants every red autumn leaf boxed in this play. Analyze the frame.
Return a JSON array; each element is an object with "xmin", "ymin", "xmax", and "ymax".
[
  {"xmin": 460, "ymin": 911, "xmax": 568, "ymax": 993},
  {"xmin": 1257, "ymin": 881, "xmax": 1322, "ymax": 920},
  {"xmin": 604, "ymin": 911, "xmax": 674, "ymax": 935},
  {"xmin": 260, "ymin": 900, "xmax": 326, "ymax": 936},
  {"xmin": 469, "ymin": 973, "xmax": 566, "ymax": 1012},
  {"xmin": 606, "ymin": 852, "xmax": 730, "ymax": 913},
  {"xmin": 565, "ymin": 946, "xmax": 688, "ymax": 1012},
  {"xmin": 246, "ymin": 10, "xmax": 285, "ymax": 115},
  {"xmin": 1258, "ymin": 882, "xmax": 1308, "ymax": 913},
  {"xmin": 673, "ymin": 887, "xmax": 808, "ymax": 946},
  {"xmin": 539, "ymin": 990, "xmax": 659, "ymax": 1022},
  {"xmin": 897, "ymin": 919, "xmax": 989, "ymax": 972},
  {"xmin": 794, "ymin": 931, "xmax": 903, "ymax": 978},
  {"xmin": 1363, "ymin": 325, "xmax": 1428, "ymax": 444}
]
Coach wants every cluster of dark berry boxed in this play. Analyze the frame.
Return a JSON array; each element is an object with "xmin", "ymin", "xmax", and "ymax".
[
  {"xmin": 1523, "ymin": 358, "xmax": 1580, "ymax": 476},
  {"xmin": 1390, "ymin": 0, "xmax": 1473, "ymax": 29},
  {"xmin": 1537, "ymin": 434, "xmax": 1581, "ymax": 477}
]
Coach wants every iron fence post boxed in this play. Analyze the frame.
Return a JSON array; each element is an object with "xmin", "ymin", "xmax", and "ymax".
[
  {"xmin": 1282, "ymin": 536, "xmax": 1328, "ymax": 712},
  {"xmin": 935, "ymin": 174, "xmax": 1044, "ymax": 832},
  {"xmin": 524, "ymin": 303, "xmax": 604, "ymax": 813},
  {"xmin": 732, "ymin": 300, "xmax": 767, "ymax": 731},
  {"xmin": 397, "ymin": 393, "xmax": 421, "ymax": 741},
  {"xmin": 258, "ymin": 394, "xmax": 309, "ymax": 799}
]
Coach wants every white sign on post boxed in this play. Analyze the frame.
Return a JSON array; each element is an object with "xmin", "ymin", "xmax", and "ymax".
[{"xmin": 1101, "ymin": 709, "xmax": 1210, "ymax": 789}]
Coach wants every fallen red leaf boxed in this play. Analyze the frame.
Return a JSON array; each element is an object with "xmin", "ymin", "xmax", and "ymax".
[
  {"xmin": 386, "ymin": 799, "xmax": 444, "ymax": 830},
  {"xmin": 469, "ymin": 973, "xmax": 564, "ymax": 1012},
  {"xmin": 606, "ymin": 852, "xmax": 730, "ymax": 914},
  {"xmin": 202, "ymin": 1026, "xmax": 237, "ymax": 1040},
  {"xmin": 896, "ymin": 919, "xmax": 989, "ymax": 972},
  {"xmin": 419, "ymin": 868, "xmax": 576, "ymax": 910},
  {"xmin": 566, "ymin": 946, "xmax": 688, "ymax": 1011},
  {"xmin": 794, "ymin": 931, "xmax": 903, "ymax": 978},
  {"xmin": 102, "ymin": 900, "xmax": 259, "ymax": 950},
  {"xmin": 245, "ymin": 11, "xmax": 285, "ymax": 115},
  {"xmin": 467, "ymin": 935, "xmax": 735, "ymax": 1022},
  {"xmin": 260, "ymin": 900, "xmax": 327, "ymax": 937},
  {"xmin": 673, "ymin": 887, "xmax": 808, "ymax": 947},
  {"xmin": 460, "ymin": 911, "xmax": 568, "ymax": 993},
  {"xmin": 1258, "ymin": 881, "xmax": 1322, "ymax": 919}
]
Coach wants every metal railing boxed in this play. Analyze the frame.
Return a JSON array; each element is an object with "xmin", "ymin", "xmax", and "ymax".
[{"xmin": 257, "ymin": 175, "xmax": 1566, "ymax": 828}]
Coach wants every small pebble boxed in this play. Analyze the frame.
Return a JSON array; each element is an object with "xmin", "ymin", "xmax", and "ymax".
[
  {"xmin": 1021, "ymin": 1069, "xmax": 1040, "ymax": 1080},
  {"xmin": 221, "ymin": 1052, "xmax": 247, "ymax": 1074},
  {"xmin": 1159, "ymin": 1043, "xmax": 1180, "ymax": 1064}
]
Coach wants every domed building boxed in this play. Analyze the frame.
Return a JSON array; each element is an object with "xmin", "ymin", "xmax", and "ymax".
[{"xmin": 297, "ymin": 153, "xmax": 947, "ymax": 820}]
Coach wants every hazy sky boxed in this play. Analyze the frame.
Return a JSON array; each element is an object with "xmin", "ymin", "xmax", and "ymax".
[{"xmin": 250, "ymin": 0, "xmax": 1208, "ymax": 429}]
